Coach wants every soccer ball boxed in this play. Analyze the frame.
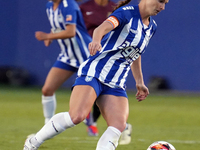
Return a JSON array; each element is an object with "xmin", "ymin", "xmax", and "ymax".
[{"xmin": 147, "ymin": 141, "xmax": 176, "ymax": 150}]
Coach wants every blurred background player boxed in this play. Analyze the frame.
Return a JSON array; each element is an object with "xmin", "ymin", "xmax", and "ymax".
[
  {"xmin": 79, "ymin": 0, "xmax": 132, "ymax": 145},
  {"xmin": 35, "ymin": 0, "xmax": 91, "ymax": 126}
]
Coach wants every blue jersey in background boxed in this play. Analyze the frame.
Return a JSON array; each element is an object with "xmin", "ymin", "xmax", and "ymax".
[{"xmin": 46, "ymin": 0, "xmax": 91, "ymax": 68}]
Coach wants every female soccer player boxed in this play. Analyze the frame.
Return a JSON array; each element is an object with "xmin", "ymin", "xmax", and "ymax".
[
  {"xmin": 24, "ymin": 0, "xmax": 169, "ymax": 149},
  {"xmin": 35, "ymin": 0, "xmax": 91, "ymax": 124},
  {"xmin": 80, "ymin": 0, "xmax": 132, "ymax": 145},
  {"xmin": 80, "ymin": 0, "xmax": 117, "ymax": 137}
]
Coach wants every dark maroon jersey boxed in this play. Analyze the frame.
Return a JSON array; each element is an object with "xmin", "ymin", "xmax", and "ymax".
[{"xmin": 80, "ymin": 0, "xmax": 116, "ymax": 36}]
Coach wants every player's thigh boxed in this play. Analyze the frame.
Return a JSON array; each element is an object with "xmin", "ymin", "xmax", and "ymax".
[
  {"xmin": 69, "ymin": 85, "xmax": 97, "ymax": 124},
  {"xmin": 96, "ymin": 95, "xmax": 129, "ymax": 132},
  {"xmin": 43, "ymin": 67, "xmax": 74, "ymax": 91}
]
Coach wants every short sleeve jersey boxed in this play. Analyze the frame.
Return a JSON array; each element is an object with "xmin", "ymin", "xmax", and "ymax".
[
  {"xmin": 46, "ymin": 0, "xmax": 91, "ymax": 68},
  {"xmin": 77, "ymin": 5, "xmax": 157, "ymax": 89}
]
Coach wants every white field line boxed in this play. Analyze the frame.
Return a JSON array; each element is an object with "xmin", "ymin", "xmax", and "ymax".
[
  {"xmin": 59, "ymin": 137, "xmax": 98, "ymax": 143},
  {"xmin": 167, "ymin": 140, "xmax": 200, "ymax": 144},
  {"xmin": 138, "ymin": 139, "xmax": 200, "ymax": 144},
  {"xmin": 59, "ymin": 137, "xmax": 200, "ymax": 144}
]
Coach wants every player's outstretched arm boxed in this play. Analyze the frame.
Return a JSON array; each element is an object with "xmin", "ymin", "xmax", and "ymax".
[
  {"xmin": 131, "ymin": 56, "xmax": 149, "ymax": 101},
  {"xmin": 35, "ymin": 24, "xmax": 76, "ymax": 42},
  {"xmin": 89, "ymin": 21, "xmax": 115, "ymax": 56}
]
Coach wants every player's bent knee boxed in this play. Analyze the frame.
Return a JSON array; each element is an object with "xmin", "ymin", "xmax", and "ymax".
[
  {"xmin": 112, "ymin": 121, "xmax": 127, "ymax": 132},
  {"xmin": 42, "ymin": 87, "xmax": 54, "ymax": 96},
  {"xmin": 70, "ymin": 112, "xmax": 86, "ymax": 125}
]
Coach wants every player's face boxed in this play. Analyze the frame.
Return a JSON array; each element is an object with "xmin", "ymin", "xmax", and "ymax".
[{"xmin": 147, "ymin": 0, "xmax": 169, "ymax": 16}]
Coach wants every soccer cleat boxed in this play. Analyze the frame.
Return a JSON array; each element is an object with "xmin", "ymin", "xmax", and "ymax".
[
  {"xmin": 119, "ymin": 123, "xmax": 132, "ymax": 145},
  {"xmin": 84, "ymin": 112, "xmax": 99, "ymax": 136},
  {"xmin": 84, "ymin": 111, "xmax": 94, "ymax": 126},
  {"xmin": 87, "ymin": 125, "xmax": 99, "ymax": 136},
  {"xmin": 23, "ymin": 134, "xmax": 38, "ymax": 150}
]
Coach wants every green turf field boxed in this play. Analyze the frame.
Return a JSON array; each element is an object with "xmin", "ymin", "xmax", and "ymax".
[{"xmin": 0, "ymin": 85, "xmax": 199, "ymax": 150}]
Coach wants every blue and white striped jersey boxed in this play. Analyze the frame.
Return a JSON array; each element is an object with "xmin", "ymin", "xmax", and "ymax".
[
  {"xmin": 77, "ymin": 5, "xmax": 157, "ymax": 89},
  {"xmin": 46, "ymin": 0, "xmax": 91, "ymax": 68}
]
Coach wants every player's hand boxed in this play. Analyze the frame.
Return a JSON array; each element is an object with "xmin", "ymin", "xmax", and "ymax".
[
  {"xmin": 35, "ymin": 31, "xmax": 48, "ymax": 41},
  {"xmin": 88, "ymin": 41, "xmax": 102, "ymax": 56},
  {"xmin": 135, "ymin": 84, "xmax": 149, "ymax": 102}
]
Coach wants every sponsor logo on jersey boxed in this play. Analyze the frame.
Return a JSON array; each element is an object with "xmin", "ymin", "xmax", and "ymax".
[
  {"xmin": 119, "ymin": 41, "xmax": 141, "ymax": 63},
  {"xmin": 121, "ymin": 46, "xmax": 140, "ymax": 63},
  {"xmin": 86, "ymin": 11, "xmax": 93, "ymax": 15},
  {"xmin": 85, "ymin": 76, "xmax": 93, "ymax": 82}
]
